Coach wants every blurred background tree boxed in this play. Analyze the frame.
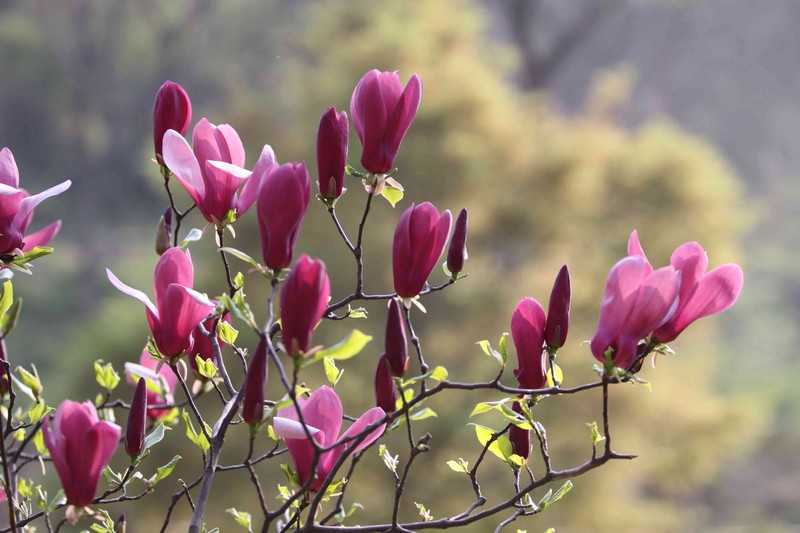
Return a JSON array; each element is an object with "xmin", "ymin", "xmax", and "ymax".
[{"xmin": 0, "ymin": 0, "xmax": 794, "ymax": 531}]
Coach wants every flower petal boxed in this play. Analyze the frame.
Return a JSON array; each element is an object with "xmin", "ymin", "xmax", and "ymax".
[
  {"xmin": 162, "ymin": 130, "xmax": 205, "ymax": 203},
  {"xmin": 22, "ymin": 220, "xmax": 61, "ymax": 251},
  {"xmin": 106, "ymin": 268, "xmax": 157, "ymax": 317}
]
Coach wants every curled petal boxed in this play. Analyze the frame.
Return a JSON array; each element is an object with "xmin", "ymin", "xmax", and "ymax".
[
  {"xmin": 106, "ymin": 268, "xmax": 157, "ymax": 317},
  {"xmin": 22, "ymin": 220, "xmax": 61, "ymax": 251}
]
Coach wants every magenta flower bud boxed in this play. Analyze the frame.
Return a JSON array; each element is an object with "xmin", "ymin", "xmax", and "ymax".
[
  {"xmin": 43, "ymin": 401, "xmax": 121, "ymax": 507},
  {"xmin": 350, "ymin": 70, "xmax": 422, "ymax": 174},
  {"xmin": 446, "ymin": 208, "xmax": 468, "ymax": 276},
  {"xmin": 153, "ymin": 81, "xmax": 192, "ymax": 163},
  {"xmin": 242, "ymin": 338, "xmax": 268, "ymax": 425},
  {"xmin": 591, "ymin": 256, "xmax": 681, "ymax": 369},
  {"xmin": 126, "ymin": 351, "xmax": 178, "ymax": 421},
  {"xmin": 280, "ymin": 256, "xmax": 331, "ymax": 356},
  {"xmin": 155, "ymin": 208, "xmax": 172, "ymax": 255},
  {"xmin": 384, "ymin": 299, "xmax": 408, "ymax": 376},
  {"xmin": 374, "ymin": 355, "xmax": 397, "ymax": 413},
  {"xmin": 509, "ymin": 402, "xmax": 530, "ymax": 459},
  {"xmin": 317, "ymin": 107, "xmax": 349, "ymax": 199},
  {"xmin": 511, "ymin": 298, "xmax": 548, "ymax": 390},
  {"xmin": 273, "ymin": 386, "xmax": 386, "ymax": 491},
  {"xmin": 0, "ymin": 147, "xmax": 70, "ymax": 256},
  {"xmin": 392, "ymin": 202, "xmax": 452, "ymax": 299},
  {"xmin": 107, "ymin": 247, "xmax": 215, "ymax": 358},
  {"xmin": 652, "ymin": 242, "xmax": 743, "ymax": 343},
  {"xmin": 125, "ymin": 378, "xmax": 147, "ymax": 457},
  {"xmin": 544, "ymin": 265, "xmax": 571, "ymax": 350},
  {"xmin": 257, "ymin": 162, "xmax": 311, "ymax": 271}
]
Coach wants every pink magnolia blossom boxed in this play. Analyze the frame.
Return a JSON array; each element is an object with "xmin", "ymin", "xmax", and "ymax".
[
  {"xmin": 350, "ymin": 70, "xmax": 422, "ymax": 174},
  {"xmin": 107, "ymin": 247, "xmax": 215, "ymax": 358},
  {"xmin": 590, "ymin": 256, "xmax": 681, "ymax": 369},
  {"xmin": 280, "ymin": 256, "xmax": 330, "ymax": 356},
  {"xmin": 511, "ymin": 298, "xmax": 548, "ymax": 390},
  {"xmin": 43, "ymin": 401, "xmax": 120, "ymax": 507},
  {"xmin": 392, "ymin": 202, "xmax": 452, "ymax": 299},
  {"xmin": 273, "ymin": 386, "xmax": 386, "ymax": 491},
  {"xmin": 628, "ymin": 231, "xmax": 744, "ymax": 343},
  {"xmin": 0, "ymin": 147, "xmax": 71, "ymax": 256},
  {"xmin": 162, "ymin": 119, "xmax": 277, "ymax": 224}
]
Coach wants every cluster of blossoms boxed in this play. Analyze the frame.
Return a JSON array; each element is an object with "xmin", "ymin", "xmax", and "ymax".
[{"xmin": 0, "ymin": 68, "xmax": 743, "ymax": 533}]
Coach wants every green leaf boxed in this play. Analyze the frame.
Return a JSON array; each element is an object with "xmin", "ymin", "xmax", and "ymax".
[
  {"xmin": 0, "ymin": 298, "xmax": 22, "ymax": 337},
  {"xmin": 476, "ymin": 339, "xmax": 505, "ymax": 366},
  {"xmin": 471, "ymin": 424, "xmax": 523, "ymax": 467},
  {"xmin": 429, "ymin": 366, "xmax": 448, "ymax": 382},
  {"xmin": 10, "ymin": 246, "xmax": 54, "ymax": 266},
  {"xmin": 27, "ymin": 401, "xmax": 49, "ymax": 424},
  {"xmin": 33, "ymin": 429, "xmax": 47, "ymax": 456},
  {"xmin": 381, "ymin": 185, "xmax": 404, "ymax": 207},
  {"xmin": 94, "ymin": 360, "xmax": 121, "ymax": 392},
  {"xmin": 0, "ymin": 280, "xmax": 13, "ymax": 317},
  {"xmin": 233, "ymin": 271, "xmax": 245, "ymax": 289},
  {"xmin": 323, "ymin": 357, "xmax": 344, "ymax": 386},
  {"xmin": 498, "ymin": 332, "xmax": 509, "ymax": 363},
  {"xmin": 445, "ymin": 458, "xmax": 470, "ymax": 474},
  {"xmin": 180, "ymin": 228, "xmax": 204, "ymax": 247},
  {"xmin": 545, "ymin": 363, "xmax": 564, "ymax": 387},
  {"xmin": 143, "ymin": 424, "xmax": 168, "ymax": 452},
  {"xmin": 16, "ymin": 366, "xmax": 42, "ymax": 397},
  {"xmin": 313, "ymin": 330, "xmax": 372, "ymax": 362},
  {"xmin": 409, "ymin": 407, "xmax": 437, "ymax": 421},
  {"xmin": 539, "ymin": 480, "xmax": 573, "ymax": 509},
  {"xmin": 182, "ymin": 411, "xmax": 210, "ymax": 453},
  {"xmin": 194, "ymin": 356, "xmax": 218, "ymax": 380},
  {"xmin": 586, "ymin": 421, "xmax": 605, "ymax": 445},
  {"xmin": 217, "ymin": 320, "xmax": 239, "ymax": 345},
  {"xmin": 152, "ymin": 455, "xmax": 181, "ymax": 485},
  {"xmin": 219, "ymin": 247, "xmax": 261, "ymax": 270},
  {"xmin": 226, "ymin": 508, "xmax": 253, "ymax": 532}
]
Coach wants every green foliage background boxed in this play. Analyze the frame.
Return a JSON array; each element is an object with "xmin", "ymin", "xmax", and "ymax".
[{"xmin": 0, "ymin": 0, "xmax": 787, "ymax": 531}]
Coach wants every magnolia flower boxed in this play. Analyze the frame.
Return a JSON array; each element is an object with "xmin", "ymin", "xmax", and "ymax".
[
  {"xmin": 107, "ymin": 247, "xmax": 215, "ymax": 358},
  {"xmin": 153, "ymin": 81, "xmax": 192, "ymax": 163},
  {"xmin": 511, "ymin": 298, "xmax": 548, "ymax": 390},
  {"xmin": 628, "ymin": 231, "xmax": 743, "ymax": 343},
  {"xmin": 590, "ymin": 255, "xmax": 681, "ymax": 369},
  {"xmin": 0, "ymin": 147, "xmax": 71, "ymax": 256},
  {"xmin": 544, "ymin": 265, "xmax": 571, "ymax": 350},
  {"xmin": 446, "ymin": 208, "xmax": 469, "ymax": 276},
  {"xmin": 350, "ymin": 70, "xmax": 422, "ymax": 174},
  {"xmin": 257, "ymin": 162, "xmax": 311, "ymax": 270},
  {"xmin": 43, "ymin": 401, "xmax": 120, "ymax": 507},
  {"xmin": 280, "ymin": 256, "xmax": 330, "ymax": 356},
  {"xmin": 392, "ymin": 202, "xmax": 452, "ymax": 299},
  {"xmin": 162, "ymin": 119, "xmax": 276, "ymax": 224},
  {"xmin": 125, "ymin": 378, "xmax": 147, "ymax": 457},
  {"xmin": 273, "ymin": 386, "xmax": 386, "ymax": 490},
  {"xmin": 316, "ymin": 106, "xmax": 349, "ymax": 199}
]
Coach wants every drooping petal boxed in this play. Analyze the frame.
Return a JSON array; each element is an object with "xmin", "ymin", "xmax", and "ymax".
[
  {"xmin": 11, "ymin": 180, "xmax": 71, "ymax": 231},
  {"xmin": 237, "ymin": 145, "xmax": 277, "ymax": 215},
  {"xmin": 22, "ymin": 220, "xmax": 61, "ymax": 251},
  {"xmin": 162, "ymin": 130, "xmax": 205, "ymax": 204},
  {"xmin": 106, "ymin": 268, "xmax": 157, "ymax": 317}
]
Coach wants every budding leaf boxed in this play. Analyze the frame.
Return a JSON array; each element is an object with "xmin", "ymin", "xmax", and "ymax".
[
  {"xmin": 151, "ymin": 455, "xmax": 181, "ymax": 485},
  {"xmin": 94, "ymin": 360, "xmax": 120, "ymax": 392},
  {"xmin": 219, "ymin": 247, "xmax": 261, "ymax": 270},
  {"xmin": 323, "ymin": 357, "xmax": 344, "ymax": 386},
  {"xmin": 16, "ymin": 366, "xmax": 42, "ymax": 397},
  {"xmin": 313, "ymin": 330, "xmax": 372, "ymax": 362},
  {"xmin": 429, "ymin": 366, "xmax": 448, "ymax": 382},
  {"xmin": 545, "ymin": 363, "xmax": 564, "ymax": 388},
  {"xmin": 381, "ymin": 185, "xmax": 404, "ymax": 207},
  {"xmin": 226, "ymin": 508, "xmax": 253, "ymax": 532},
  {"xmin": 586, "ymin": 421, "xmax": 605, "ymax": 445},
  {"xmin": 414, "ymin": 502, "xmax": 434, "ymax": 522},
  {"xmin": 409, "ymin": 407, "xmax": 437, "ymax": 421},
  {"xmin": 182, "ymin": 411, "xmax": 210, "ymax": 453},
  {"xmin": 378, "ymin": 444, "xmax": 399, "ymax": 476},
  {"xmin": 0, "ymin": 298, "xmax": 22, "ymax": 337},
  {"xmin": 194, "ymin": 356, "xmax": 218, "ymax": 380},
  {"xmin": 0, "ymin": 280, "xmax": 13, "ymax": 317},
  {"xmin": 539, "ymin": 480, "xmax": 573, "ymax": 509},
  {"xmin": 445, "ymin": 458, "xmax": 470, "ymax": 474},
  {"xmin": 476, "ymin": 339, "xmax": 505, "ymax": 366},
  {"xmin": 143, "ymin": 424, "xmax": 168, "ymax": 452},
  {"xmin": 216, "ymin": 320, "xmax": 239, "ymax": 345},
  {"xmin": 471, "ymin": 424, "xmax": 524, "ymax": 467},
  {"xmin": 180, "ymin": 227, "xmax": 204, "ymax": 247}
]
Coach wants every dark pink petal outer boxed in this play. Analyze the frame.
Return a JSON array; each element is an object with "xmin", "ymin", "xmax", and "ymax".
[
  {"xmin": 155, "ymin": 284, "xmax": 215, "ymax": 357},
  {"xmin": 511, "ymin": 298, "xmax": 547, "ymax": 389},
  {"xmin": 257, "ymin": 162, "xmax": 311, "ymax": 270},
  {"xmin": 237, "ymin": 145, "xmax": 277, "ymax": 215},
  {"xmin": 22, "ymin": 220, "xmax": 61, "ymax": 251},
  {"xmin": 384, "ymin": 74, "xmax": 422, "ymax": 158},
  {"xmin": 392, "ymin": 202, "xmax": 451, "ymax": 298},
  {"xmin": 0, "ymin": 147, "xmax": 19, "ymax": 188},
  {"xmin": 153, "ymin": 247, "xmax": 194, "ymax": 311}
]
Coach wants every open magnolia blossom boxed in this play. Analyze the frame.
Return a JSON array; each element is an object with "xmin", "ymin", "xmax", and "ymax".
[
  {"xmin": 107, "ymin": 246, "xmax": 215, "ymax": 358},
  {"xmin": 0, "ymin": 147, "xmax": 71, "ymax": 256},
  {"xmin": 273, "ymin": 386, "xmax": 386, "ymax": 491}
]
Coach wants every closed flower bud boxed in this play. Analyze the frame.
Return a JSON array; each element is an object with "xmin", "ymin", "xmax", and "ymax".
[
  {"xmin": 125, "ymin": 378, "xmax": 147, "ymax": 457},
  {"xmin": 257, "ymin": 162, "xmax": 311, "ymax": 271},
  {"xmin": 509, "ymin": 402, "xmax": 530, "ymax": 459},
  {"xmin": 242, "ymin": 338, "xmax": 268, "ymax": 425},
  {"xmin": 544, "ymin": 265, "xmax": 571, "ymax": 350},
  {"xmin": 280, "ymin": 256, "xmax": 331, "ymax": 356},
  {"xmin": 153, "ymin": 81, "xmax": 192, "ymax": 163},
  {"xmin": 317, "ymin": 107, "xmax": 349, "ymax": 199},
  {"xmin": 351, "ymin": 70, "xmax": 422, "ymax": 174},
  {"xmin": 384, "ymin": 299, "xmax": 409, "ymax": 376},
  {"xmin": 374, "ymin": 355, "xmax": 397, "ymax": 413},
  {"xmin": 446, "ymin": 208, "xmax": 468, "ymax": 276},
  {"xmin": 0, "ymin": 339, "xmax": 9, "ymax": 395},
  {"xmin": 392, "ymin": 202, "xmax": 452, "ymax": 299},
  {"xmin": 511, "ymin": 298, "xmax": 547, "ymax": 390},
  {"xmin": 43, "ymin": 401, "xmax": 121, "ymax": 507},
  {"xmin": 155, "ymin": 208, "xmax": 172, "ymax": 255}
]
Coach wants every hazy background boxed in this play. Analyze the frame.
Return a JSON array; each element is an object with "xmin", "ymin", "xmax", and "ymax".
[{"xmin": 1, "ymin": 0, "xmax": 797, "ymax": 531}]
